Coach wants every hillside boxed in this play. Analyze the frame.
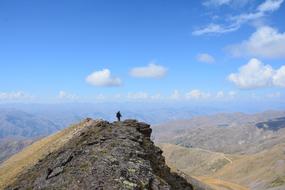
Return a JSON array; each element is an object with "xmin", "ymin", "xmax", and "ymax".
[
  {"xmin": 155, "ymin": 112, "xmax": 285, "ymax": 190},
  {"xmin": 0, "ymin": 109, "xmax": 60, "ymax": 139},
  {"xmin": 159, "ymin": 143, "xmax": 285, "ymax": 190},
  {"xmin": 0, "ymin": 138, "xmax": 33, "ymax": 163},
  {"xmin": 154, "ymin": 111, "xmax": 285, "ymax": 154},
  {"xmin": 1, "ymin": 119, "xmax": 195, "ymax": 190},
  {"xmin": 0, "ymin": 109, "xmax": 63, "ymax": 163},
  {"xmin": 0, "ymin": 119, "xmax": 90, "ymax": 189}
]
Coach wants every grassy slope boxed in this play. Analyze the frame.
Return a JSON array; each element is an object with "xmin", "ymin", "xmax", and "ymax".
[
  {"xmin": 213, "ymin": 143, "xmax": 285, "ymax": 190},
  {"xmin": 0, "ymin": 119, "xmax": 95, "ymax": 189},
  {"xmin": 194, "ymin": 176, "xmax": 248, "ymax": 190},
  {"xmin": 159, "ymin": 143, "xmax": 235, "ymax": 176},
  {"xmin": 159, "ymin": 143, "xmax": 248, "ymax": 190},
  {"xmin": 160, "ymin": 143, "xmax": 285, "ymax": 190}
]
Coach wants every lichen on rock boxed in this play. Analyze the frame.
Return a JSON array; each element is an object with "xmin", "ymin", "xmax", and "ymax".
[{"xmin": 6, "ymin": 119, "xmax": 193, "ymax": 190}]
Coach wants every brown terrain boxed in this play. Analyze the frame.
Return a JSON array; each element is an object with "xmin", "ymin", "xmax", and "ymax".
[
  {"xmin": 155, "ymin": 111, "xmax": 285, "ymax": 190},
  {"xmin": 0, "ymin": 119, "xmax": 199, "ymax": 190}
]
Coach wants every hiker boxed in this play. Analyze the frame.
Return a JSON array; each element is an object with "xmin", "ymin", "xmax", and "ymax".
[{"xmin": 116, "ymin": 111, "xmax": 122, "ymax": 121}]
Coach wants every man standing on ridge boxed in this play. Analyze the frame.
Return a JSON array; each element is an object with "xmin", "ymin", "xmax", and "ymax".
[{"xmin": 116, "ymin": 111, "xmax": 122, "ymax": 122}]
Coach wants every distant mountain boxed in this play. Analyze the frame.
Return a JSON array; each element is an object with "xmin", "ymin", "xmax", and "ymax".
[
  {"xmin": 154, "ymin": 111, "xmax": 285, "ymax": 154},
  {"xmin": 0, "ymin": 138, "xmax": 33, "ymax": 164},
  {"xmin": 0, "ymin": 109, "xmax": 61, "ymax": 163},
  {"xmin": 0, "ymin": 119, "xmax": 195, "ymax": 190},
  {"xmin": 0, "ymin": 103, "xmax": 221, "ymax": 125},
  {"xmin": 0, "ymin": 109, "xmax": 60, "ymax": 139},
  {"xmin": 0, "ymin": 103, "xmax": 216, "ymax": 162}
]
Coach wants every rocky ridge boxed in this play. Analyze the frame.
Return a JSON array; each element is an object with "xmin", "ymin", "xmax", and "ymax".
[{"xmin": 6, "ymin": 119, "xmax": 194, "ymax": 190}]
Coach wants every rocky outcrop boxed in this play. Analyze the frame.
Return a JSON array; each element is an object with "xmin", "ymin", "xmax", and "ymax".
[{"xmin": 6, "ymin": 119, "xmax": 194, "ymax": 190}]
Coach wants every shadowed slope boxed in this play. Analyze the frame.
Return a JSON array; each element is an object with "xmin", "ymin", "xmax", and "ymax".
[{"xmin": 0, "ymin": 119, "xmax": 95, "ymax": 189}]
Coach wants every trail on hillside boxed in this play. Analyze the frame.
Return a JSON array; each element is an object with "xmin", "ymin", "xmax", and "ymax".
[{"xmin": 195, "ymin": 148, "xmax": 233, "ymax": 164}]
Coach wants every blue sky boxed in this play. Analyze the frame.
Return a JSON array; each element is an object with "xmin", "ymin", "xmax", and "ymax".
[{"xmin": 0, "ymin": 0, "xmax": 285, "ymax": 105}]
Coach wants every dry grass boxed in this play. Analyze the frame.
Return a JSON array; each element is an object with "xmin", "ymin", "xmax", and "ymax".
[
  {"xmin": 159, "ymin": 143, "xmax": 235, "ymax": 176},
  {"xmin": 0, "ymin": 119, "xmax": 94, "ymax": 189},
  {"xmin": 213, "ymin": 143, "xmax": 285, "ymax": 189},
  {"xmin": 160, "ymin": 143, "xmax": 285, "ymax": 190},
  {"xmin": 159, "ymin": 143, "xmax": 248, "ymax": 190},
  {"xmin": 195, "ymin": 176, "xmax": 249, "ymax": 190}
]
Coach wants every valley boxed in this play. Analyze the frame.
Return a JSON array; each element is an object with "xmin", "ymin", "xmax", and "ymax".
[
  {"xmin": 1, "ymin": 110, "xmax": 285, "ymax": 189},
  {"xmin": 155, "ymin": 111, "xmax": 285, "ymax": 190}
]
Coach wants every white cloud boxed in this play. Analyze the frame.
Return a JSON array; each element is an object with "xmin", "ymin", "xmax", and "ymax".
[
  {"xmin": 192, "ymin": 23, "xmax": 239, "ymax": 35},
  {"xmin": 216, "ymin": 90, "xmax": 238, "ymax": 99},
  {"xmin": 203, "ymin": 0, "xmax": 232, "ymax": 6},
  {"xmin": 228, "ymin": 26, "xmax": 285, "ymax": 58},
  {"xmin": 127, "ymin": 92, "xmax": 149, "ymax": 100},
  {"xmin": 258, "ymin": 0, "xmax": 284, "ymax": 12},
  {"xmin": 197, "ymin": 53, "xmax": 215, "ymax": 64},
  {"xmin": 273, "ymin": 66, "xmax": 285, "ymax": 87},
  {"xmin": 58, "ymin": 91, "xmax": 78, "ymax": 100},
  {"xmin": 228, "ymin": 58, "xmax": 285, "ymax": 89},
  {"xmin": 86, "ymin": 69, "xmax": 122, "ymax": 87},
  {"xmin": 194, "ymin": 0, "xmax": 284, "ymax": 35},
  {"xmin": 95, "ymin": 94, "xmax": 106, "ymax": 101},
  {"xmin": 228, "ymin": 91, "xmax": 237, "ymax": 97},
  {"xmin": 150, "ymin": 94, "xmax": 163, "ymax": 100},
  {"xmin": 170, "ymin": 90, "xmax": 181, "ymax": 100},
  {"xmin": 0, "ymin": 91, "xmax": 33, "ymax": 101},
  {"xmin": 185, "ymin": 89, "xmax": 211, "ymax": 99},
  {"xmin": 216, "ymin": 91, "xmax": 225, "ymax": 98},
  {"xmin": 169, "ymin": 90, "xmax": 237, "ymax": 100},
  {"xmin": 130, "ymin": 62, "xmax": 167, "ymax": 78},
  {"xmin": 229, "ymin": 0, "xmax": 284, "ymax": 25},
  {"xmin": 203, "ymin": 0, "xmax": 252, "ymax": 7}
]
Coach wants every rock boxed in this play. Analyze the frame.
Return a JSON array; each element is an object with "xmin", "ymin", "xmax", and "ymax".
[
  {"xmin": 46, "ymin": 166, "xmax": 64, "ymax": 179},
  {"xmin": 6, "ymin": 119, "xmax": 194, "ymax": 190}
]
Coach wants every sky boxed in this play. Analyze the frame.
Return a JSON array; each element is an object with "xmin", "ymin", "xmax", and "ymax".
[{"xmin": 0, "ymin": 0, "xmax": 285, "ymax": 107}]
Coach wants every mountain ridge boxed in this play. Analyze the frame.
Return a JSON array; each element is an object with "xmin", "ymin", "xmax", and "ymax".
[{"xmin": 1, "ymin": 119, "xmax": 196, "ymax": 190}]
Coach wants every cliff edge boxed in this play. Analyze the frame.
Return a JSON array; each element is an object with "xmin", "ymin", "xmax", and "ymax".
[{"xmin": 6, "ymin": 119, "xmax": 194, "ymax": 190}]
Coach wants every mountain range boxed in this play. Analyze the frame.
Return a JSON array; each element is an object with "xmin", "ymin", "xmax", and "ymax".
[
  {"xmin": 1, "ymin": 107, "xmax": 285, "ymax": 189},
  {"xmin": 155, "ymin": 111, "xmax": 285, "ymax": 190}
]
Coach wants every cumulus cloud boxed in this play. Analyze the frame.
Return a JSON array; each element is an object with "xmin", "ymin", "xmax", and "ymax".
[
  {"xmin": 0, "ymin": 91, "xmax": 33, "ymax": 101},
  {"xmin": 193, "ymin": 0, "xmax": 284, "ymax": 35},
  {"xmin": 86, "ymin": 69, "xmax": 122, "ymax": 87},
  {"xmin": 228, "ymin": 58, "xmax": 285, "ymax": 89},
  {"xmin": 228, "ymin": 26, "xmax": 285, "ymax": 58},
  {"xmin": 130, "ymin": 63, "xmax": 167, "ymax": 78},
  {"xmin": 216, "ymin": 90, "xmax": 238, "ymax": 99},
  {"xmin": 185, "ymin": 89, "xmax": 211, "ymax": 99},
  {"xmin": 127, "ymin": 92, "xmax": 149, "ymax": 100},
  {"xmin": 197, "ymin": 53, "xmax": 215, "ymax": 64},
  {"xmin": 273, "ymin": 66, "xmax": 285, "ymax": 87},
  {"xmin": 58, "ymin": 91, "xmax": 78, "ymax": 100}
]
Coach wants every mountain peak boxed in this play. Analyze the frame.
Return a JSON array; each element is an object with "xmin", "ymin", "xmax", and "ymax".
[{"xmin": 5, "ymin": 119, "xmax": 193, "ymax": 190}]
